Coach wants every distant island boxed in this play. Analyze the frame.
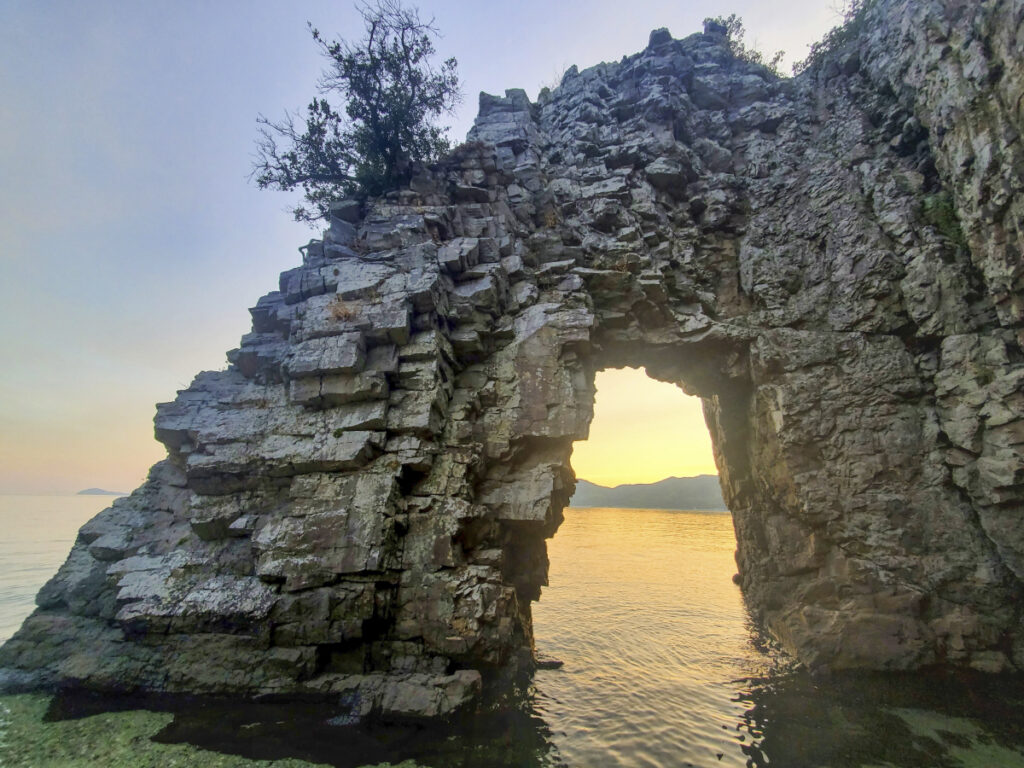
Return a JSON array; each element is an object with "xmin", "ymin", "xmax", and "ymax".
[
  {"xmin": 570, "ymin": 475, "xmax": 726, "ymax": 511},
  {"xmin": 76, "ymin": 488, "xmax": 125, "ymax": 496}
]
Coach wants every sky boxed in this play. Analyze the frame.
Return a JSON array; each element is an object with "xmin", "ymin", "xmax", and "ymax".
[
  {"xmin": 0, "ymin": 0, "xmax": 843, "ymax": 495},
  {"xmin": 570, "ymin": 369, "xmax": 717, "ymax": 487}
]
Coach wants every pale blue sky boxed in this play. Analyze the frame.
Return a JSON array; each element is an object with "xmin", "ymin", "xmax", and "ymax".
[{"xmin": 0, "ymin": 0, "xmax": 841, "ymax": 494}]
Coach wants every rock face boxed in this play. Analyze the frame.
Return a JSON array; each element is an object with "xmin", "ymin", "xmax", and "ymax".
[{"xmin": 2, "ymin": 0, "xmax": 1023, "ymax": 712}]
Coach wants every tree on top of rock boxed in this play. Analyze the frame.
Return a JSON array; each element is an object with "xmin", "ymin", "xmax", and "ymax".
[{"xmin": 253, "ymin": 0, "xmax": 461, "ymax": 223}]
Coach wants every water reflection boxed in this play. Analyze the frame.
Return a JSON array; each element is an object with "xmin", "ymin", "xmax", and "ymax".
[
  {"xmin": 531, "ymin": 508, "xmax": 1024, "ymax": 768},
  {"xmin": 44, "ymin": 666, "xmax": 1024, "ymax": 768},
  {"xmin": 736, "ymin": 669, "xmax": 1024, "ymax": 768},
  {"xmin": 46, "ymin": 686, "xmax": 563, "ymax": 767},
  {"xmin": 32, "ymin": 508, "xmax": 1024, "ymax": 766}
]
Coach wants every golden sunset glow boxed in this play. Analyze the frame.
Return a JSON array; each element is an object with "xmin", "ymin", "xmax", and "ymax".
[{"xmin": 570, "ymin": 367, "xmax": 717, "ymax": 487}]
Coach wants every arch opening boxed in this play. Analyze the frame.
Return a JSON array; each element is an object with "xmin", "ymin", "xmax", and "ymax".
[
  {"xmin": 569, "ymin": 366, "xmax": 718, "ymax": 491},
  {"xmin": 529, "ymin": 365, "xmax": 759, "ymax": 767}
]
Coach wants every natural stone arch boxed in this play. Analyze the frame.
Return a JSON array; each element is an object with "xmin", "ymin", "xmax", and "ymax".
[{"xmin": 2, "ymin": 0, "xmax": 1023, "ymax": 716}]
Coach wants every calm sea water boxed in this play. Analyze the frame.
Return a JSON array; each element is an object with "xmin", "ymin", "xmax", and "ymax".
[
  {"xmin": 533, "ymin": 506, "xmax": 768, "ymax": 767},
  {"xmin": 2, "ymin": 498, "xmax": 1023, "ymax": 766},
  {"xmin": 0, "ymin": 495, "xmax": 112, "ymax": 645}
]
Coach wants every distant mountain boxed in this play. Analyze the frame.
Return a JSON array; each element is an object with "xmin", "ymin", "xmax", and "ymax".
[
  {"xmin": 570, "ymin": 475, "xmax": 726, "ymax": 511},
  {"xmin": 76, "ymin": 488, "xmax": 125, "ymax": 496}
]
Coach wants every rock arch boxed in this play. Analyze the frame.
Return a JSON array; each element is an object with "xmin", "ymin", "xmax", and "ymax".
[{"xmin": 2, "ymin": 0, "xmax": 1023, "ymax": 715}]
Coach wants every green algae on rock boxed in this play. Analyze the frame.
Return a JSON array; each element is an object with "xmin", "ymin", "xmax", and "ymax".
[
  {"xmin": 0, "ymin": 695, "xmax": 422, "ymax": 768},
  {"xmin": 886, "ymin": 708, "xmax": 1024, "ymax": 768}
]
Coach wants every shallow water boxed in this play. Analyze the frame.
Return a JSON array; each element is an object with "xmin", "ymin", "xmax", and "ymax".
[{"xmin": 2, "ymin": 500, "xmax": 1023, "ymax": 766}]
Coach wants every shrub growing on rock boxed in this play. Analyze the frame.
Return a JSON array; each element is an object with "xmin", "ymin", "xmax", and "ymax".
[
  {"xmin": 792, "ymin": 0, "xmax": 877, "ymax": 74},
  {"xmin": 253, "ymin": 0, "xmax": 461, "ymax": 222},
  {"xmin": 704, "ymin": 14, "xmax": 785, "ymax": 76}
]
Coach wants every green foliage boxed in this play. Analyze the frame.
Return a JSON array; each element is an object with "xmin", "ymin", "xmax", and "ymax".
[
  {"xmin": 922, "ymin": 191, "xmax": 967, "ymax": 251},
  {"xmin": 253, "ymin": 1, "xmax": 461, "ymax": 223},
  {"xmin": 792, "ymin": 0, "xmax": 877, "ymax": 74},
  {"xmin": 704, "ymin": 14, "xmax": 785, "ymax": 76}
]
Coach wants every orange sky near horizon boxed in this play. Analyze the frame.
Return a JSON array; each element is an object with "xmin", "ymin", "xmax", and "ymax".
[
  {"xmin": 571, "ymin": 367, "xmax": 718, "ymax": 488},
  {"xmin": 0, "ymin": 365, "xmax": 718, "ymax": 496}
]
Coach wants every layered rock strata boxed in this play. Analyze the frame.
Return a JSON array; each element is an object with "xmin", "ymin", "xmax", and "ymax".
[{"xmin": 2, "ymin": 0, "xmax": 1022, "ymax": 714}]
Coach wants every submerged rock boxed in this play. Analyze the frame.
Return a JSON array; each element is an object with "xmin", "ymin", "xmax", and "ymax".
[{"xmin": 2, "ymin": 0, "xmax": 1023, "ymax": 715}]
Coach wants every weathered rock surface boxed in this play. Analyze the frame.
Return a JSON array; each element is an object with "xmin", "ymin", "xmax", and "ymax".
[{"xmin": 2, "ymin": 0, "xmax": 1023, "ymax": 714}]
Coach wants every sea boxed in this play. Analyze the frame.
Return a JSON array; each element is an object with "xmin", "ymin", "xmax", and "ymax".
[{"xmin": 1, "ymin": 496, "xmax": 1023, "ymax": 767}]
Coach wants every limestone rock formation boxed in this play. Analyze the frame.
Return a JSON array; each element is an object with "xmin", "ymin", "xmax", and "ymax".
[{"xmin": 2, "ymin": 0, "xmax": 1022, "ymax": 714}]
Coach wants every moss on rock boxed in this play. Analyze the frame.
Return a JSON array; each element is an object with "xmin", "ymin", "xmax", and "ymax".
[{"xmin": 922, "ymin": 191, "xmax": 968, "ymax": 251}]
